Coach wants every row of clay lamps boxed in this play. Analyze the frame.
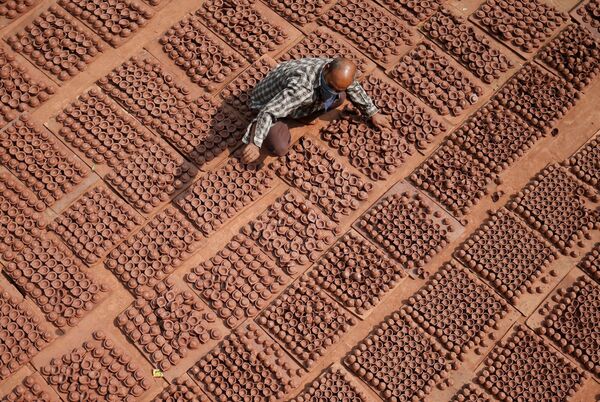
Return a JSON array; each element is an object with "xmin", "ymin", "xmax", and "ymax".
[
  {"xmin": 565, "ymin": 134, "xmax": 600, "ymax": 192},
  {"xmin": 358, "ymin": 191, "xmax": 453, "ymax": 269},
  {"xmin": 539, "ymin": 275, "xmax": 599, "ymax": 375},
  {"xmin": 345, "ymin": 310, "xmax": 454, "ymax": 400},
  {"xmin": 537, "ymin": 24, "xmax": 600, "ymax": 90},
  {"xmin": 41, "ymin": 331, "xmax": 152, "ymax": 401},
  {"xmin": 279, "ymin": 28, "xmax": 369, "ymax": 75},
  {"xmin": 290, "ymin": 368, "xmax": 368, "ymax": 402},
  {"xmin": 451, "ymin": 384, "xmax": 492, "ymax": 402},
  {"xmin": 190, "ymin": 324, "xmax": 302, "ymax": 401},
  {"xmin": 257, "ymin": 277, "xmax": 356, "ymax": 368},
  {"xmin": 272, "ymin": 137, "xmax": 371, "ymax": 222},
  {"xmin": 49, "ymin": 185, "xmax": 142, "ymax": 265},
  {"xmin": 196, "ymin": 0, "xmax": 288, "ymax": 61},
  {"xmin": 151, "ymin": 376, "xmax": 210, "ymax": 402},
  {"xmin": 0, "ymin": 172, "xmax": 46, "ymax": 259},
  {"xmin": 378, "ymin": 0, "xmax": 444, "ymax": 26},
  {"xmin": 0, "ymin": 290, "xmax": 53, "ymax": 379},
  {"xmin": 422, "ymin": 8, "xmax": 513, "ymax": 84},
  {"xmin": 405, "ymin": 262, "xmax": 509, "ymax": 359},
  {"xmin": 455, "ymin": 208, "xmax": 557, "ymax": 303},
  {"xmin": 472, "ymin": 0, "xmax": 567, "ymax": 54},
  {"xmin": 579, "ymin": 242, "xmax": 600, "ymax": 283},
  {"xmin": 56, "ymin": 88, "xmax": 153, "ymax": 168},
  {"xmin": 320, "ymin": 0, "xmax": 414, "ymax": 63},
  {"xmin": 117, "ymin": 277, "xmax": 221, "ymax": 371},
  {"xmin": 0, "ymin": 0, "xmax": 36, "ymax": 19},
  {"xmin": 186, "ymin": 233, "xmax": 289, "ymax": 328},
  {"xmin": 309, "ymin": 231, "xmax": 405, "ymax": 315},
  {"xmin": 219, "ymin": 58, "xmax": 276, "ymax": 120},
  {"xmin": 242, "ymin": 190, "xmax": 341, "ymax": 275},
  {"xmin": 105, "ymin": 207, "xmax": 201, "ymax": 296},
  {"xmin": 0, "ymin": 48, "xmax": 55, "ymax": 127},
  {"xmin": 476, "ymin": 325, "xmax": 588, "ymax": 400},
  {"xmin": 4, "ymin": 237, "xmax": 107, "ymax": 328},
  {"xmin": 449, "ymin": 103, "xmax": 543, "ymax": 173},
  {"xmin": 575, "ymin": 0, "xmax": 600, "ymax": 36},
  {"xmin": 410, "ymin": 142, "xmax": 495, "ymax": 218},
  {"xmin": 7, "ymin": 6, "xmax": 105, "ymax": 81},
  {"xmin": 59, "ymin": 0, "xmax": 153, "ymax": 46},
  {"xmin": 507, "ymin": 164, "xmax": 599, "ymax": 253},
  {"xmin": 177, "ymin": 157, "xmax": 274, "ymax": 236},
  {"xmin": 494, "ymin": 64, "xmax": 580, "ymax": 130},
  {"xmin": 3, "ymin": 375, "xmax": 55, "ymax": 401},
  {"xmin": 105, "ymin": 139, "xmax": 197, "ymax": 213},
  {"xmin": 161, "ymin": 16, "xmax": 246, "ymax": 91},
  {"xmin": 392, "ymin": 42, "xmax": 483, "ymax": 116},
  {"xmin": 0, "ymin": 115, "xmax": 88, "ymax": 207},
  {"xmin": 266, "ymin": 0, "xmax": 333, "ymax": 25}
]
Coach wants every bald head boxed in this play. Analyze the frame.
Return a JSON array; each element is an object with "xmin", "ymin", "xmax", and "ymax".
[{"xmin": 323, "ymin": 58, "xmax": 357, "ymax": 92}]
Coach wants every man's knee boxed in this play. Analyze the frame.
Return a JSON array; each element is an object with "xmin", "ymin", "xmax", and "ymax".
[{"xmin": 262, "ymin": 122, "xmax": 291, "ymax": 156}]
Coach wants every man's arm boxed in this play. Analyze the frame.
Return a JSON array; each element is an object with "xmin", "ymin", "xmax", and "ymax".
[{"xmin": 346, "ymin": 81, "xmax": 391, "ymax": 130}]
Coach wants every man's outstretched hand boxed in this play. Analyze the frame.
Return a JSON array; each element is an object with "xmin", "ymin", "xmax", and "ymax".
[
  {"xmin": 370, "ymin": 113, "xmax": 392, "ymax": 130},
  {"xmin": 241, "ymin": 143, "xmax": 261, "ymax": 164}
]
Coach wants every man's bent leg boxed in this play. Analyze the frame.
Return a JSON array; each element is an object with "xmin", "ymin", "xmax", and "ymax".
[{"xmin": 262, "ymin": 121, "xmax": 291, "ymax": 156}]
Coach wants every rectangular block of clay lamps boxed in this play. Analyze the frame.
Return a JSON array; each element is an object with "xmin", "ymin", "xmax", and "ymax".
[
  {"xmin": 0, "ymin": 115, "xmax": 89, "ymax": 207},
  {"xmin": 241, "ymin": 189, "xmax": 341, "ymax": 275},
  {"xmin": 59, "ymin": 0, "xmax": 154, "ymax": 47},
  {"xmin": 0, "ymin": 47, "xmax": 55, "ymax": 128},
  {"xmin": 344, "ymin": 309, "xmax": 456, "ymax": 400},
  {"xmin": 536, "ymin": 275, "xmax": 599, "ymax": 378},
  {"xmin": 218, "ymin": 57, "xmax": 277, "ymax": 122},
  {"xmin": 150, "ymin": 375, "xmax": 211, "ymax": 401},
  {"xmin": 492, "ymin": 63, "xmax": 580, "ymax": 132},
  {"xmin": 571, "ymin": 0, "xmax": 600, "ymax": 40},
  {"xmin": 265, "ymin": 0, "xmax": 336, "ymax": 25},
  {"xmin": 1, "ymin": 373, "xmax": 60, "ymax": 402},
  {"xmin": 185, "ymin": 232, "xmax": 289, "ymax": 328},
  {"xmin": 410, "ymin": 141, "xmax": 498, "ymax": 220},
  {"xmin": 507, "ymin": 164, "xmax": 600, "ymax": 255},
  {"xmin": 0, "ymin": 171, "xmax": 47, "ymax": 261},
  {"xmin": 0, "ymin": 287, "xmax": 54, "ymax": 380},
  {"xmin": 288, "ymin": 366, "xmax": 370, "ymax": 402},
  {"xmin": 104, "ymin": 206, "xmax": 202, "ymax": 297},
  {"xmin": 377, "ymin": 0, "xmax": 445, "ymax": 26},
  {"xmin": 448, "ymin": 103, "xmax": 545, "ymax": 174},
  {"xmin": 454, "ymin": 208, "xmax": 559, "ymax": 306},
  {"xmin": 579, "ymin": 242, "xmax": 600, "ymax": 284},
  {"xmin": 475, "ymin": 324, "xmax": 588, "ymax": 401},
  {"xmin": 271, "ymin": 137, "xmax": 372, "ymax": 222},
  {"xmin": 176, "ymin": 157, "xmax": 275, "ymax": 236},
  {"xmin": 319, "ymin": 0, "xmax": 415, "ymax": 67},
  {"xmin": 565, "ymin": 130, "xmax": 600, "ymax": 192},
  {"xmin": 2, "ymin": 235, "xmax": 108, "ymax": 328},
  {"xmin": 5, "ymin": 5, "xmax": 106, "ymax": 82},
  {"xmin": 159, "ymin": 15, "xmax": 247, "ymax": 93},
  {"xmin": 0, "ymin": 0, "xmax": 41, "ymax": 25},
  {"xmin": 39, "ymin": 330, "xmax": 152, "ymax": 401},
  {"xmin": 48, "ymin": 184, "xmax": 143, "ymax": 265},
  {"xmin": 116, "ymin": 276, "xmax": 223, "ymax": 372},
  {"xmin": 188, "ymin": 323, "xmax": 303, "ymax": 401}
]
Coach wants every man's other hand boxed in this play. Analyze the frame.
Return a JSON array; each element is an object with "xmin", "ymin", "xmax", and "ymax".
[
  {"xmin": 370, "ymin": 113, "xmax": 392, "ymax": 130},
  {"xmin": 241, "ymin": 143, "xmax": 261, "ymax": 164}
]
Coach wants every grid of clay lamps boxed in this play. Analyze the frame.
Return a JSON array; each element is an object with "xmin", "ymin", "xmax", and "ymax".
[
  {"xmin": 271, "ymin": 137, "xmax": 372, "ymax": 222},
  {"xmin": 308, "ymin": 231, "xmax": 406, "ymax": 315},
  {"xmin": 160, "ymin": 15, "xmax": 246, "ymax": 93},
  {"xmin": 241, "ymin": 189, "xmax": 341, "ymax": 275},
  {"xmin": 405, "ymin": 262, "xmax": 510, "ymax": 360},
  {"xmin": 265, "ymin": 0, "xmax": 335, "ymax": 25},
  {"xmin": 448, "ymin": 104, "xmax": 544, "ymax": 173},
  {"xmin": 104, "ymin": 206, "xmax": 202, "ymax": 297},
  {"xmin": 186, "ymin": 233, "xmax": 289, "ymax": 329},
  {"xmin": 0, "ymin": 115, "xmax": 89, "ymax": 207},
  {"xmin": 188, "ymin": 323, "xmax": 302, "ymax": 401},
  {"xmin": 410, "ymin": 141, "xmax": 496, "ymax": 218},
  {"xmin": 493, "ymin": 63, "xmax": 580, "ymax": 131},
  {"xmin": 195, "ymin": 0, "xmax": 289, "ymax": 61},
  {"xmin": 3, "ymin": 236, "xmax": 106, "ymax": 328},
  {"xmin": 507, "ymin": 164, "xmax": 599, "ymax": 254},
  {"xmin": 257, "ymin": 276, "xmax": 357, "ymax": 368},
  {"xmin": 150, "ymin": 376, "xmax": 210, "ymax": 401},
  {"xmin": 422, "ymin": 7, "xmax": 514, "ymax": 84},
  {"xmin": 1, "ymin": 374, "xmax": 57, "ymax": 401},
  {"xmin": 573, "ymin": 0, "xmax": 600, "ymax": 37},
  {"xmin": 344, "ymin": 309, "xmax": 454, "ymax": 400},
  {"xmin": 579, "ymin": 242, "xmax": 600, "ymax": 283},
  {"xmin": 6, "ymin": 5, "xmax": 105, "ymax": 81},
  {"xmin": 54, "ymin": 88, "xmax": 156, "ymax": 170},
  {"xmin": 475, "ymin": 325, "xmax": 588, "ymax": 401},
  {"xmin": 289, "ymin": 366, "xmax": 369, "ymax": 402},
  {"xmin": 538, "ymin": 275, "xmax": 599, "ymax": 377},
  {"xmin": 455, "ymin": 208, "xmax": 558, "ymax": 304},
  {"xmin": 0, "ymin": 47, "xmax": 55, "ymax": 128},
  {"xmin": 0, "ymin": 289, "xmax": 53, "ymax": 380},
  {"xmin": 0, "ymin": 0, "xmax": 39, "ymax": 20},
  {"xmin": 564, "ymin": 133, "xmax": 599, "ymax": 192},
  {"xmin": 450, "ymin": 383, "xmax": 492, "ymax": 402},
  {"xmin": 40, "ymin": 331, "xmax": 152, "ymax": 401},
  {"xmin": 378, "ymin": 0, "xmax": 445, "ymax": 26},
  {"xmin": 116, "ymin": 277, "xmax": 222, "ymax": 372}
]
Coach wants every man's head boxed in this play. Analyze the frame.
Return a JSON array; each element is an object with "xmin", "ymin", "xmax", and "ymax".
[{"xmin": 322, "ymin": 58, "xmax": 357, "ymax": 92}]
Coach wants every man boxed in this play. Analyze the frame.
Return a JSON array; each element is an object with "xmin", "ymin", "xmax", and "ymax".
[{"xmin": 240, "ymin": 57, "xmax": 391, "ymax": 163}]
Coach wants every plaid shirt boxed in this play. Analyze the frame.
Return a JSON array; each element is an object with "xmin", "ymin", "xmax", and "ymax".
[{"xmin": 242, "ymin": 58, "xmax": 379, "ymax": 147}]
